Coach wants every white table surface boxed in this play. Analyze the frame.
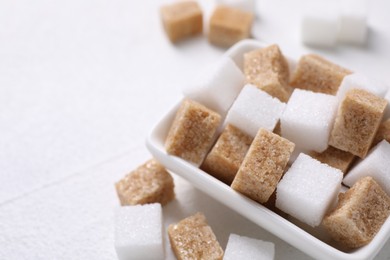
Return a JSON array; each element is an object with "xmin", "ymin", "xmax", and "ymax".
[{"xmin": 0, "ymin": 0, "xmax": 390, "ymax": 259}]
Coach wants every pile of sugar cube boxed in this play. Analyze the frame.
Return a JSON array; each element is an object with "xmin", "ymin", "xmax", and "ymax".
[
  {"xmin": 301, "ymin": 0, "xmax": 369, "ymax": 46},
  {"xmin": 165, "ymin": 43, "xmax": 390, "ymax": 250},
  {"xmin": 114, "ymin": 159, "xmax": 275, "ymax": 259},
  {"xmin": 160, "ymin": 0, "xmax": 256, "ymax": 47}
]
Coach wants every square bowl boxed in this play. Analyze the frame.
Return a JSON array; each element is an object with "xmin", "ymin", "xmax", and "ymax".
[{"xmin": 146, "ymin": 39, "xmax": 390, "ymax": 259}]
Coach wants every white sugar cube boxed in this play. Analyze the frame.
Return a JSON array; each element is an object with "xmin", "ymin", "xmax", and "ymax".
[
  {"xmin": 338, "ymin": 0, "xmax": 368, "ymax": 44},
  {"xmin": 215, "ymin": 0, "xmax": 256, "ymax": 14},
  {"xmin": 183, "ymin": 56, "xmax": 245, "ymax": 116},
  {"xmin": 336, "ymin": 73, "xmax": 388, "ymax": 100},
  {"xmin": 224, "ymin": 234, "xmax": 275, "ymax": 260},
  {"xmin": 225, "ymin": 84, "xmax": 286, "ymax": 138},
  {"xmin": 384, "ymin": 89, "xmax": 390, "ymax": 120},
  {"xmin": 115, "ymin": 204, "xmax": 163, "ymax": 260},
  {"xmin": 343, "ymin": 140, "xmax": 390, "ymax": 195},
  {"xmin": 301, "ymin": 1, "xmax": 340, "ymax": 47},
  {"xmin": 280, "ymin": 89, "xmax": 338, "ymax": 153},
  {"xmin": 276, "ymin": 153, "xmax": 343, "ymax": 227}
]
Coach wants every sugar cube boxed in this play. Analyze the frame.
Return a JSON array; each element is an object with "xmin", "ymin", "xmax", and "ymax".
[
  {"xmin": 373, "ymin": 119, "xmax": 390, "ymax": 147},
  {"xmin": 165, "ymin": 99, "xmax": 221, "ymax": 165},
  {"xmin": 338, "ymin": 0, "xmax": 368, "ymax": 44},
  {"xmin": 115, "ymin": 204, "xmax": 163, "ymax": 260},
  {"xmin": 244, "ymin": 45, "xmax": 291, "ymax": 102},
  {"xmin": 310, "ymin": 146, "xmax": 355, "ymax": 174},
  {"xmin": 231, "ymin": 128, "xmax": 294, "ymax": 204},
  {"xmin": 290, "ymin": 54, "xmax": 351, "ymax": 95},
  {"xmin": 224, "ymin": 84, "xmax": 286, "ymax": 138},
  {"xmin": 288, "ymin": 145, "xmax": 310, "ymax": 165},
  {"xmin": 329, "ymin": 89, "xmax": 387, "ymax": 158},
  {"xmin": 323, "ymin": 176, "xmax": 390, "ymax": 248},
  {"xmin": 168, "ymin": 212, "xmax": 224, "ymax": 260},
  {"xmin": 201, "ymin": 124, "xmax": 253, "ymax": 185},
  {"xmin": 336, "ymin": 73, "xmax": 389, "ymax": 100},
  {"xmin": 209, "ymin": 5, "xmax": 254, "ymax": 48},
  {"xmin": 215, "ymin": 0, "xmax": 256, "ymax": 14},
  {"xmin": 183, "ymin": 56, "xmax": 245, "ymax": 116},
  {"xmin": 160, "ymin": 1, "xmax": 203, "ymax": 43},
  {"xmin": 224, "ymin": 234, "xmax": 275, "ymax": 260},
  {"xmin": 343, "ymin": 140, "xmax": 390, "ymax": 195},
  {"xmin": 262, "ymin": 190, "xmax": 289, "ymax": 218},
  {"xmin": 384, "ymin": 89, "xmax": 390, "ymax": 120},
  {"xmin": 115, "ymin": 159, "xmax": 175, "ymax": 206},
  {"xmin": 276, "ymin": 153, "xmax": 343, "ymax": 227},
  {"xmin": 301, "ymin": 2, "xmax": 340, "ymax": 47},
  {"xmin": 280, "ymin": 89, "xmax": 338, "ymax": 153}
]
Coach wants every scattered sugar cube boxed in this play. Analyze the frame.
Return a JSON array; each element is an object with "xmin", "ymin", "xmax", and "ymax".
[
  {"xmin": 115, "ymin": 204, "xmax": 163, "ymax": 260},
  {"xmin": 168, "ymin": 212, "xmax": 224, "ymax": 260},
  {"xmin": 276, "ymin": 153, "xmax": 343, "ymax": 227},
  {"xmin": 280, "ymin": 89, "xmax": 338, "ymax": 153},
  {"xmin": 301, "ymin": 2, "xmax": 340, "ymax": 47},
  {"xmin": 160, "ymin": 1, "xmax": 203, "ymax": 43},
  {"xmin": 310, "ymin": 146, "xmax": 355, "ymax": 174},
  {"xmin": 329, "ymin": 89, "xmax": 388, "ymax": 158},
  {"xmin": 323, "ymin": 176, "xmax": 390, "ymax": 248},
  {"xmin": 209, "ymin": 5, "xmax": 254, "ymax": 47},
  {"xmin": 201, "ymin": 124, "xmax": 253, "ymax": 185},
  {"xmin": 244, "ymin": 45, "xmax": 291, "ymax": 102},
  {"xmin": 215, "ymin": 0, "xmax": 256, "ymax": 14},
  {"xmin": 115, "ymin": 159, "xmax": 175, "ymax": 206},
  {"xmin": 224, "ymin": 234, "xmax": 275, "ymax": 260},
  {"xmin": 373, "ymin": 119, "xmax": 390, "ymax": 147},
  {"xmin": 338, "ymin": 0, "xmax": 368, "ymax": 44},
  {"xmin": 336, "ymin": 73, "xmax": 389, "ymax": 100},
  {"xmin": 165, "ymin": 99, "xmax": 221, "ymax": 165},
  {"xmin": 231, "ymin": 128, "xmax": 294, "ymax": 204},
  {"xmin": 183, "ymin": 56, "xmax": 245, "ymax": 116},
  {"xmin": 290, "ymin": 54, "xmax": 351, "ymax": 95},
  {"xmin": 343, "ymin": 140, "xmax": 390, "ymax": 195},
  {"xmin": 225, "ymin": 84, "xmax": 286, "ymax": 138}
]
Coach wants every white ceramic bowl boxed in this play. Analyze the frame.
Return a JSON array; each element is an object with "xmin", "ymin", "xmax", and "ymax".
[{"xmin": 146, "ymin": 39, "xmax": 390, "ymax": 260}]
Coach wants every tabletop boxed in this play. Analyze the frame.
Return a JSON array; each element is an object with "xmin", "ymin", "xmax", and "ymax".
[{"xmin": 1, "ymin": 0, "xmax": 390, "ymax": 259}]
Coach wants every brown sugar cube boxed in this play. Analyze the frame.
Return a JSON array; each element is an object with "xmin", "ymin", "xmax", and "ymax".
[
  {"xmin": 323, "ymin": 176, "xmax": 390, "ymax": 248},
  {"xmin": 310, "ymin": 146, "xmax": 355, "ymax": 174},
  {"xmin": 372, "ymin": 119, "xmax": 390, "ymax": 147},
  {"xmin": 290, "ymin": 54, "xmax": 352, "ymax": 95},
  {"xmin": 168, "ymin": 212, "xmax": 224, "ymax": 260},
  {"xmin": 160, "ymin": 1, "xmax": 203, "ymax": 43},
  {"xmin": 201, "ymin": 124, "xmax": 253, "ymax": 185},
  {"xmin": 231, "ymin": 128, "xmax": 295, "ymax": 204},
  {"xmin": 165, "ymin": 99, "xmax": 221, "ymax": 165},
  {"xmin": 115, "ymin": 159, "xmax": 175, "ymax": 206},
  {"xmin": 208, "ymin": 5, "xmax": 254, "ymax": 48},
  {"xmin": 329, "ymin": 89, "xmax": 388, "ymax": 158},
  {"xmin": 244, "ymin": 45, "xmax": 292, "ymax": 102}
]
